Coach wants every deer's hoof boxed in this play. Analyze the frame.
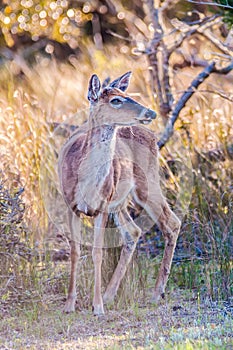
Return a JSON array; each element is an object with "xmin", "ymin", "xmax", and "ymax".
[
  {"xmin": 151, "ymin": 291, "xmax": 165, "ymax": 304},
  {"xmin": 92, "ymin": 304, "xmax": 105, "ymax": 316},
  {"xmin": 63, "ymin": 298, "xmax": 76, "ymax": 313}
]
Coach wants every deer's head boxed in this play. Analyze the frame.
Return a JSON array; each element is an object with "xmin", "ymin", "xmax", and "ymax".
[{"xmin": 87, "ymin": 72, "xmax": 156, "ymax": 126}]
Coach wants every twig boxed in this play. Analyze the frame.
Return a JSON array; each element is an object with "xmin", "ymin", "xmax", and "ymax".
[
  {"xmin": 161, "ymin": 0, "xmax": 180, "ymax": 11},
  {"xmin": 187, "ymin": 0, "xmax": 233, "ymax": 10},
  {"xmin": 213, "ymin": 61, "xmax": 233, "ymax": 73},
  {"xmin": 199, "ymin": 26, "xmax": 233, "ymax": 56},
  {"xmin": 168, "ymin": 15, "xmax": 232, "ymax": 56},
  {"xmin": 187, "ymin": 88, "xmax": 233, "ymax": 101},
  {"xmin": 168, "ymin": 15, "xmax": 221, "ymax": 53},
  {"xmin": 106, "ymin": 29, "xmax": 133, "ymax": 42},
  {"xmin": 173, "ymin": 55, "xmax": 210, "ymax": 69},
  {"xmin": 158, "ymin": 60, "xmax": 233, "ymax": 149},
  {"xmin": 147, "ymin": 0, "xmax": 175, "ymax": 120}
]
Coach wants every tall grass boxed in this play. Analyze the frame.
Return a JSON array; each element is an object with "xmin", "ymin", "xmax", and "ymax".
[{"xmin": 170, "ymin": 90, "xmax": 233, "ymax": 301}]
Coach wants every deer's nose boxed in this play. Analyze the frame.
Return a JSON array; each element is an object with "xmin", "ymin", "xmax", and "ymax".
[{"xmin": 145, "ymin": 109, "xmax": 156, "ymax": 120}]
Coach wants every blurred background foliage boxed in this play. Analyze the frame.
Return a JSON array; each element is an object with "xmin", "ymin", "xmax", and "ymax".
[
  {"xmin": 0, "ymin": 0, "xmax": 232, "ymax": 63},
  {"xmin": 216, "ymin": 0, "xmax": 233, "ymax": 26},
  {"xmin": 0, "ymin": 0, "xmax": 232, "ymax": 311},
  {"xmin": 0, "ymin": 0, "xmax": 148, "ymax": 61}
]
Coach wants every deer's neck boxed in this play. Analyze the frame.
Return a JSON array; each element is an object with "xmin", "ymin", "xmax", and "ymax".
[
  {"xmin": 75, "ymin": 124, "xmax": 116, "ymax": 212},
  {"xmin": 87, "ymin": 122, "xmax": 116, "ymax": 155},
  {"xmin": 80, "ymin": 122, "xmax": 117, "ymax": 178}
]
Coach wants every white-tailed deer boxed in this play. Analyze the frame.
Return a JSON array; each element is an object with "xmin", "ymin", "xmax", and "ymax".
[{"xmin": 58, "ymin": 72, "xmax": 181, "ymax": 315}]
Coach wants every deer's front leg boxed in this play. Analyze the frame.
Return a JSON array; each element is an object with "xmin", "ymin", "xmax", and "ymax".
[
  {"xmin": 103, "ymin": 208, "xmax": 141, "ymax": 304},
  {"xmin": 92, "ymin": 213, "xmax": 108, "ymax": 316},
  {"xmin": 64, "ymin": 212, "xmax": 81, "ymax": 313}
]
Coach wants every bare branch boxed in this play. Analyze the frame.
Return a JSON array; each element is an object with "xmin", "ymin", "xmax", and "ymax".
[
  {"xmin": 158, "ymin": 60, "xmax": 233, "ymax": 149},
  {"xmin": 146, "ymin": 0, "xmax": 175, "ymax": 120},
  {"xmin": 105, "ymin": 29, "xmax": 133, "ymax": 42},
  {"xmin": 198, "ymin": 26, "xmax": 233, "ymax": 56},
  {"xmin": 187, "ymin": 0, "xmax": 233, "ymax": 10},
  {"xmin": 147, "ymin": 1, "xmax": 165, "ymax": 110},
  {"xmin": 213, "ymin": 60, "xmax": 233, "ymax": 73},
  {"xmin": 160, "ymin": 0, "xmax": 180, "ymax": 11},
  {"xmin": 196, "ymin": 89, "xmax": 233, "ymax": 101},
  {"xmin": 168, "ymin": 15, "xmax": 232, "ymax": 56},
  {"xmin": 173, "ymin": 56, "xmax": 210, "ymax": 69}
]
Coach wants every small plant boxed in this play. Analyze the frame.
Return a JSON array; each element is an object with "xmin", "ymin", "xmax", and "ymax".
[
  {"xmin": 0, "ymin": 173, "xmax": 28, "ymax": 255},
  {"xmin": 0, "ymin": 173, "xmax": 35, "ymax": 303}
]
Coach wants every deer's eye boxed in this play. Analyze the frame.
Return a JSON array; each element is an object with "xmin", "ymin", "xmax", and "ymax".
[{"xmin": 110, "ymin": 98, "xmax": 124, "ymax": 107}]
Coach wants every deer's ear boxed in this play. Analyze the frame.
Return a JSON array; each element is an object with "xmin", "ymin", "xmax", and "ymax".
[
  {"xmin": 109, "ymin": 71, "xmax": 132, "ymax": 92},
  {"xmin": 88, "ymin": 74, "xmax": 101, "ymax": 103}
]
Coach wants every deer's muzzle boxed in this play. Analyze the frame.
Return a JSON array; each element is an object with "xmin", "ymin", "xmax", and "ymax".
[{"xmin": 137, "ymin": 108, "xmax": 156, "ymax": 124}]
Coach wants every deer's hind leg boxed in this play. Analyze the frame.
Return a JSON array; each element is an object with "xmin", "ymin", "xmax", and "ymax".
[
  {"xmin": 103, "ymin": 208, "xmax": 141, "ymax": 304},
  {"xmin": 64, "ymin": 211, "xmax": 81, "ymax": 313},
  {"xmin": 153, "ymin": 202, "xmax": 180, "ymax": 302},
  {"xmin": 139, "ymin": 194, "xmax": 181, "ymax": 302}
]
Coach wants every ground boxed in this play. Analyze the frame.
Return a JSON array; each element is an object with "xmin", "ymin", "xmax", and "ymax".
[{"xmin": 0, "ymin": 289, "xmax": 232, "ymax": 350}]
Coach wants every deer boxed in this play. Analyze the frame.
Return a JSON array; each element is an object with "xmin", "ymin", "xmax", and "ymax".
[{"xmin": 58, "ymin": 72, "xmax": 181, "ymax": 316}]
